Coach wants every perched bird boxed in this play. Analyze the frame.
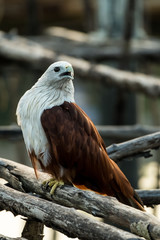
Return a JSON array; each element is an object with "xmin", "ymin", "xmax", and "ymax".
[{"xmin": 16, "ymin": 61, "xmax": 144, "ymax": 211}]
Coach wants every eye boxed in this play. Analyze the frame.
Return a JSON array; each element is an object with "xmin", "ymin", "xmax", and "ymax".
[{"xmin": 54, "ymin": 66, "xmax": 60, "ymax": 72}]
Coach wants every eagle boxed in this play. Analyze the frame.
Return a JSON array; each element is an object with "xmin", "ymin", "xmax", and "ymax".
[{"xmin": 16, "ymin": 61, "xmax": 144, "ymax": 211}]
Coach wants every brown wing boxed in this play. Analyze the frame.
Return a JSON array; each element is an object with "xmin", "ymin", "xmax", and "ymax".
[{"xmin": 41, "ymin": 101, "xmax": 144, "ymax": 210}]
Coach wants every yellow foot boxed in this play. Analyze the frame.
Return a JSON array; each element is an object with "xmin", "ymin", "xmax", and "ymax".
[{"xmin": 42, "ymin": 178, "xmax": 64, "ymax": 195}]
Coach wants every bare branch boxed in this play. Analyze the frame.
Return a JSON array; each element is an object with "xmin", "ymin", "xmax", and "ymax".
[
  {"xmin": 137, "ymin": 189, "xmax": 160, "ymax": 207},
  {"xmin": 22, "ymin": 220, "xmax": 44, "ymax": 240},
  {"xmin": 97, "ymin": 125, "xmax": 160, "ymax": 141},
  {"xmin": 107, "ymin": 131, "xmax": 160, "ymax": 162},
  {"xmin": 0, "ymin": 125, "xmax": 22, "ymax": 140},
  {"xmin": 0, "ymin": 31, "xmax": 160, "ymax": 97},
  {"xmin": 45, "ymin": 27, "xmax": 160, "ymax": 61},
  {"xmin": 0, "ymin": 183, "xmax": 145, "ymax": 240},
  {"xmin": 0, "ymin": 158, "xmax": 160, "ymax": 240}
]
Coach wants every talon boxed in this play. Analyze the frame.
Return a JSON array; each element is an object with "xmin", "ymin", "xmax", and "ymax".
[
  {"xmin": 42, "ymin": 178, "xmax": 55, "ymax": 189},
  {"xmin": 50, "ymin": 180, "xmax": 64, "ymax": 194},
  {"xmin": 42, "ymin": 178, "xmax": 64, "ymax": 195}
]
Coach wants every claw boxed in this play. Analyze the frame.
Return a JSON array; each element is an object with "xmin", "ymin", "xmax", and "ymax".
[{"xmin": 42, "ymin": 178, "xmax": 64, "ymax": 195}]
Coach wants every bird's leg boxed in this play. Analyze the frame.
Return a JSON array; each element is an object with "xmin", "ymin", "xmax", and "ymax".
[
  {"xmin": 42, "ymin": 178, "xmax": 64, "ymax": 195},
  {"xmin": 49, "ymin": 179, "xmax": 64, "ymax": 195}
]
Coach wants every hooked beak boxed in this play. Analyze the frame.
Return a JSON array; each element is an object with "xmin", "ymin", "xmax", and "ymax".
[
  {"xmin": 60, "ymin": 71, "xmax": 72, "ymax": 77},
  {"xmin": 60, "ymin": 66, "xmax": 74, "ymax": 80}
]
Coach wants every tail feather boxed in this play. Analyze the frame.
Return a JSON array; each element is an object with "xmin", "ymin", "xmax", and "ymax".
[
  {"xmin": 110, "ymin": 159, "xmax": 144, "ymax": 211},
  {"xmin": 110, "ymin": 179, "xmax": 144, "ymax": 211},
  {"xmin": 128, "ymin": 190, "xmax": 144, "ymax": 211}
]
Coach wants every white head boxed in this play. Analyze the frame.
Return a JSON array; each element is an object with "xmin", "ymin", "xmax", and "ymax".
[
  {"xmin": 37, "ymin": 61, "xmax": 74, "ymax": 88},
  {"xmin": 16, "ymin": 61, "xmax": 75, "ymax": 167}
]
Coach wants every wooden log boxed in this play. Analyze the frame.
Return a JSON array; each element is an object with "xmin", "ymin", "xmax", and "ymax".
[
  {"xmin": 0, "ymin": 183, "xmax": 145, "ymax": 240},
  {"xmin": 137, "ymin": 189, "xmax": 160, "ymax": 206},
  {"xmin": 0, "ymin": 31, "xmax": 160, "ymax": 97},
  {"xmin": 97, "ymin": 125, "xmax": 160, "ymax": 141},
  {"xmin": 0, "ymin": 157, "xmax": 160, "ymax": 240},
  {"xmin": 0, "ymin": 125, "xmax": 22, "ymax": 140},
  {"xmin": 107, "ymin": 131, "xmax": 160, "ymax": 161},
  {"xmin": 45, "ymin": 27, "xmax": 160, "ymax": 61},
  {"xmin": 22, "ymin": 220, "xmax": 44, "ymax": 240},
  {"xmin": 0, "ymin": 31, "xmax": 54, "ymax": 69},
  {"xmin": 65, "ymin": 55, "xmax": 160, "ymax": 98}
]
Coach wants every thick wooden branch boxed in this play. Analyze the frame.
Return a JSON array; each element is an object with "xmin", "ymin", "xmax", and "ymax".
[
  {"xmin": 97, "ymin": 125, "xmax": 160, "ymax": 141},
  {"xmin": 45, "ymin": 27, "xmax": 160, "ymax": 61},
  {"xmin": 22, "ymin": 220, "xmax": 44, "ymax": 240},
  {"xmin": 0, "ymin": 183, "xmax": 145, "ymax": 240},
  {"xmin": 0, "ymin": 31, "xmax": 160, "ymax": 97},
  {"xmin": 137, "ymin": 190, "xmax": 160, "ymax": 207},
  {"xmin": 69, "ymin": 57, "xmax": 160, "ymax": 98},
  {"xmin": 0, "ymin": 125, "xmax": 22, "ymax": 140},
  {"xmin": 0, "ymin": 31, "xmax": 54, "ymax": 68},
  {"xmin": 107, "ymin": 131, "xmax": 160, "ymax": 162},
  {"xmin": 0, "ymin": 158, "xmax": 160, "ymax": 240}
]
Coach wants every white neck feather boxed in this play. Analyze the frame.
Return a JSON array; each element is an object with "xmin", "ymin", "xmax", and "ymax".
[
  {"xmin": 16, "ymin": 79, "xmax": 75, "ymax": 167},
  {"xmin": 33, "ymin": 78, "xmax": 75, "ymax": 107}
]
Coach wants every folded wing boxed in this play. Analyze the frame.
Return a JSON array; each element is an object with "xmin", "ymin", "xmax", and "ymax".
[{"xmin": 40, "ymin": 101, "xmax": 144, "ymax": 211}]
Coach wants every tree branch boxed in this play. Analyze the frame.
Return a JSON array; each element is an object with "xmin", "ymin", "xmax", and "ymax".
[
  {"xmin": 0, "ymin": 158, "xmax": 160, "ymax": 240},
  {"xmin": 97, "ymin": 125, "xmax": 160, "ymax": 141},
  {"xmin": 0, "ymin": 182, "xmax": 145, "ymax": 240},
  {"xmin": 137, "ymin": 189, "xmax": 160, "ymax": 207},
  {"xmin": 0, "ymin": 125, "xmax": 22, "ymax": 140},
  {"xmin": 45, "ymin": 27, "xmax": 160, "ymax": 61},
  {"xmin": 22, "ymin": 220, "xmax": 44, "ymax": 240},
  {"xmin": 107, "ymin": 131, "xmax": 160, "ymax": 162},
  {"xmin": 0, "ymin": 31, "xmax": 160, "ymax": 97}
]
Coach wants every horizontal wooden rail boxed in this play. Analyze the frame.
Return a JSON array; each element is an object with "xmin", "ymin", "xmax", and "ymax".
[
  {"xmin": 0, "ymin": 125, "xmax": 160, "ymax": 162},
  {"xmin": 45, "ymin": 27, "xmax": 160, "ymax": 61},
  {"xmin": 0, "ymin": 124, "xmax": 160, "ymax": 140},
  {"xmin": 0, "ymin": 31, "xmax": 160, "ymax": 97}
]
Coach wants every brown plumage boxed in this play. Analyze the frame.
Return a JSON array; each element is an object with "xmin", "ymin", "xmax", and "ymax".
[
  {"xmin": 16, "ymin": 61, "xmax": 144, "ymax": 211},
  {"xmin": 37, "ymin": 101, "xmax": 144, "ymax": 211}
]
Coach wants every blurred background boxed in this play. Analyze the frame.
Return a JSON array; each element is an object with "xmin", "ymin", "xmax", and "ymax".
[{"xmin": 0, "ymin": 0, "xmax": 160, "ymax": 239}]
